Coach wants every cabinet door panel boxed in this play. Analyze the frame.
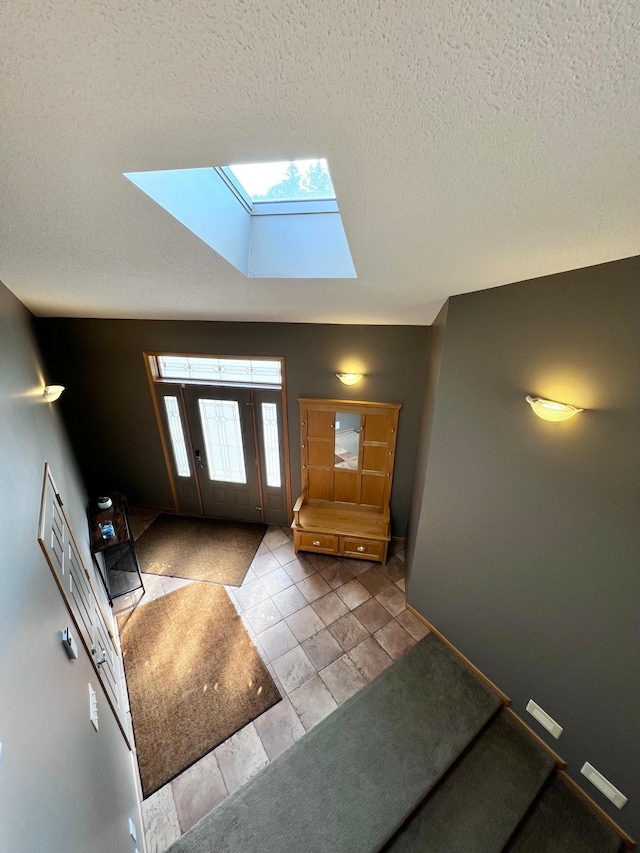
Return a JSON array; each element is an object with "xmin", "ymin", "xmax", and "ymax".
[
  {"xmin": 308, "ymin": 467, "xmax": 333, "ymax": 501},
  {"xmin": 362, "ymin": 444, "xmax": 388, "ymax": 473},
  {"xmin": 307, "ymin": 410, "xmax": 334, "ymax": 438},
  {"xmin": 363, "ymin": 414, "xmax": 391, "ymax": 443},
  {"xmin": 361, "ymin": 473, "xmax": 386, "ymax": 507},
  {"xmin": 308, "ymin": 439, "xmax": 334, "ymax": 467},
  {"xmin": 334, "ymin": 469, "xmax": 359, "ymax": 503}
]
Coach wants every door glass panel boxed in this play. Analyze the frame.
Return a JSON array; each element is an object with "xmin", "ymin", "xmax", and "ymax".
[
  {"xmin": 198, "ymin": 399, "xmax": 247, "ymax": 483},
  {"xmin": 163, "ymin": 396, "xmax": 191, "ymax": 477},
  {"xmin": 261, "ymin": 402, "xmax": 282, "ymax": 487},
  {"xmin": 335, "ymin": 412, "xmax": 361, "ymax": 469}
]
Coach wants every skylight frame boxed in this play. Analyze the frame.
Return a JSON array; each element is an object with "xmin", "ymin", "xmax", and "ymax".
[{"xmin": 218, "ymin": 158, "xmax": 337, "ymax": 213}]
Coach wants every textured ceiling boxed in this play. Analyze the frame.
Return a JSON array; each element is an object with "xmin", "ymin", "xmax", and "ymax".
[{"xmin": 1, "ymin": 0, "xmax": 638, "ymax": 324}]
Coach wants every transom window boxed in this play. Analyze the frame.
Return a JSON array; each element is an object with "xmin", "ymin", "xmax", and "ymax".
[{"xmin": 154, "ymin": 355, "xmax": 282, "ymax": 389}]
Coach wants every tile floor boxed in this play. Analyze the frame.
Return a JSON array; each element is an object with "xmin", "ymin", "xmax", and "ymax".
[{"xmin": 114, "ymin": 514, "xmax": 428, "ymax": 853}]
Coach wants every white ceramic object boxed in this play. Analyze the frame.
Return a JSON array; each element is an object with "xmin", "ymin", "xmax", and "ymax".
[{"xmin": 97, "ymin": 496, "xmax": 112, "ymax": 510}]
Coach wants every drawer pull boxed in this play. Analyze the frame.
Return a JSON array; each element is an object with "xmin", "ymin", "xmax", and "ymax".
[
  {"xmin": 312, "ymin": 540, "xmax": 321, "ymax": 547},
  {"xmin": 357, "ymin": 546, "xmax": 366, "ymax": 553}
]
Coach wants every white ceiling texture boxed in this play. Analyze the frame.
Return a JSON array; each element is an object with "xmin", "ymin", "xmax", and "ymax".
[{"xmin": 1, "ymin": 1, "xmax": 638, "ymax": 324}]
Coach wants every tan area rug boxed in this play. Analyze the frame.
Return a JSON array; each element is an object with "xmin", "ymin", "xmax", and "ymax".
[
  {"xmin": 118, "ymin": 582, "xmax": 280, "ymax": 798},
  {"xmin": 135, "ymin": 514, "xmax": 267, "ymax": 586}
]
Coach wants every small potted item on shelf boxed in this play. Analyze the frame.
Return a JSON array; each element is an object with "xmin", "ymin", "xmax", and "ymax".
[
  {"xmin": 98, "ymin": 496, "xmax": 112, "ymax": 510},
  {"xmin": 99, "ymin": 521, "xmax": 116, "ymax": 540}
]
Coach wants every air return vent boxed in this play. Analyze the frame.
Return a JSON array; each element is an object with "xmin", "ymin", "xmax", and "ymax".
[
  {"xmin": 525, "ymin": 699, "xmax": 563, "ymax": 739},
  {"xmin": 581, "ymin": 763, "xmax": 628, "ymax": 809}
]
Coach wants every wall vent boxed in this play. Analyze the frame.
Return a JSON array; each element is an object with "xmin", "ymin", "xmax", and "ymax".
[
  {"xmin": 581, "ymin": 762, "xmax": 628, "ymax": 809},
  {"xmin": 525, "ymin": 699, "xmax": 563, "ymax": 739}
]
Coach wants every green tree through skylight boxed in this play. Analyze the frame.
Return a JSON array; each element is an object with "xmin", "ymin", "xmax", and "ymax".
[{"xmin": 228, "ymin": 159, "xmax": 335, "ymax": 202}]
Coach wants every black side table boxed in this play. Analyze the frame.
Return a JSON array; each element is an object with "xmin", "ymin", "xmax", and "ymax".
[{"xmin": 90, "ymin": 493, "xmax": 144, "ymax": 603}]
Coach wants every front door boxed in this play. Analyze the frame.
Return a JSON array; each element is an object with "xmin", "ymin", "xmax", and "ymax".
[{"xmin": 183, "ymin": 386, "xmax": 262, "ymax": 522}]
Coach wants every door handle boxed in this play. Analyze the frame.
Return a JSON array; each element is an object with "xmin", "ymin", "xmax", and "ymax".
[{"xmin": 194, "ymin": 449, "xmax": 205, "ymax": 469}]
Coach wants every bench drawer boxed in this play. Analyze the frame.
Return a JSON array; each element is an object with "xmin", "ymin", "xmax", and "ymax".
[
  {"xmin": 298, "ymin": 532, "xmax": 339, "ymax": 555},
  {"xmin": 342, "ymin": 537, "xmax": 385, "ymax": 561}
]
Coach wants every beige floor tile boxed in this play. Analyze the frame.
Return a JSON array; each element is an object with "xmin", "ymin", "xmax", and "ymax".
[
  {"xmin": 267, "ymin": 663, "xmax": 285, "ymax": 696},
  {"xmin": 395, "ymin": 577, "xmax": 406, "ymax": 592},
  {"xmin": 281, "ymin": 556, "xmax": 316, "ymax": 583},
  {"xmin": 286, "ymin": 605, "xmax": 325, "ymax": 643},
  {"xmin": 263, "ymin": 528, "xmax": 291, "ymax": 551},
  {"xmin": 301, "ymin": 628, "xmax": 343, "ymax": 670},
  {"xmin": 319, "ymin": 654, "xmax": 367, "ymax": 704},
  {"xmin": 244, "ymin": 598, "xmax": 282, "ymax": 634},
  {"xmin": 311, "ymin": 591, "xmax": 349, "ymax": 626},
  {"xmin": 304, "ymin": 551, "xmax": 339, "ymax": 570},
  {"xmin": 160, "ymin": 576, "xmax": 193, "ymax": 596},
  {"xmin": 215, "ymin": 724, "xmax": 269, "ymax": 795},
  {"xmin": 357, "ymin": 566, "xmax": 393, "ymax": 596},
  {"xmin": 251, "ymin": 551, "xmax": 281, "ymax": 577},
  {"xmin": 335, "ymin": 578, "xmax": 371, "ymax": 610},
  {"xmin": 141, "ymin": 784, "xmax": 181, "ymax": 853},
  {"xmin": 316, "ymin": 560, "xmax": 354, "ymax": 589},
  {"xmin": 233, "ymin": 578, "xmax": 270, "ymax": 611},
  {"xmin": 240, "ymin": 567, "xmax": 258, "ymax": 585},
  {"xmin": 255, "ymin": 541, "xmax": 269, "ymax": 557},
  {"xmin": 257, "ymin": 620, "xmax": 298, "ymax": 661},
  {"xmin": 254, "ymin": 698, "xmax": 305, "ymax": 760},
  {"xmin": 171, "ymin": 750, "xmax": 227, "ymax": 834},
  {"xmin": 396, "ymin": 609, "xmax": 430, "ymax": 641},
  {"xmin": 352, "ymin": 598, "xmax": 394, "ymax": 633},
  {"xmin": 341, "ymin": 558, "xmax": 374, "ymax": 576},
  {"xmin": 381, "ymin": 555, "xmax": 405, "ymax": 582},
  {"xmin": 373, "ymin": 619, "xmax": 416, "ymax": 660},
  {"xmin": 271, "ymin": 585, "xmax": 308, "ymax": 618},
  {"xmin": 327, "ymin": 612, "xmax": 369, "ymax": 651},
  {"xmin": 375, "ymin": 585, "xmax": 406, "ymax": 617},
  {"xmin": 271, "ymin": 646, "xmax": 316, "ymax": 693},
  {"xmin": 269, "ymin": 540, "xmax": 297, "ymax": 567},
  {"xmin": 296, "ymin": 573, "xmax": 332, "ymax": 603},
  {"xmin": 260, "ymin": 566, "xmax": 294, "ymax": 597},
  {"xmin": 289, "ymin": 675, "xmax": 338, "ymax": 731},
  {"xmin": 348, "ymin": 636, "xmax": 393, "ymax": 682}
]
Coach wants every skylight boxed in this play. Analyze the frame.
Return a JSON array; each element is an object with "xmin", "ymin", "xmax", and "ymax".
[
  {"xmin": 124, "ymin": 158, "xmax": 355, "ymax": 278},
  {"xmin": 227, "ymin": 159, "xmax": 335, "ymax": 203}
]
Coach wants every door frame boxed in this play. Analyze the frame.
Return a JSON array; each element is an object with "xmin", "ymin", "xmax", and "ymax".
[{"xmin": 143, "ymin": 351, "xmax": 292, "ymax": 525}]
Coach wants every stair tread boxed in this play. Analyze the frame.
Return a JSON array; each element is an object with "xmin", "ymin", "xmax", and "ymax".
[
  {"xmin": 383, "ymin": 710, "xmax": 556, "ymax": 853},
  {"xmin": 505, "ymin": 775, "xmax": 623, "ymax": 853},
  {"xmin": 167, "ymin": 633, "xmax": 502, "ymax": 853}
]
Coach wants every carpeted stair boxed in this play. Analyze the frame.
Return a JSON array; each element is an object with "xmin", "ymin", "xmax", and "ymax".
[{"xmin": 167, "ymin": 633, "xmax": 628, "ymax": 853}]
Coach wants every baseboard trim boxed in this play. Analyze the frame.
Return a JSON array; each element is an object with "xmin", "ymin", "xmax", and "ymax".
[
  {"xmin": 504, "ymin": 707, "xmax": 566, "ymax": 769},
  {"xmin": 390, "ymin": 536, "xmax": 405, "ymax": 551},
  {"xmin": 406, "ymin": 604, "xmax": 510, "ymax": 706},
  {"xmin": 406, "ymin": 603, "xmax": 636, "ymax": 852},
  {"xmin": 559, "ymin": 770, "xmax": 636, "ymax": 851}
]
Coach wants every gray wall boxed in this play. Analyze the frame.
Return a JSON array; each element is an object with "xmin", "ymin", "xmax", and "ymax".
[
  {"xmin": 36, "ymin": 320, "xmax": 430, "ymax": 537},
  {"xmin": 0, "ymin": 283, "xmax": 140, "ymax": 852},
  {"xmin": 408, "ymin": 256, "xmax": 640, "ymax": 837}
]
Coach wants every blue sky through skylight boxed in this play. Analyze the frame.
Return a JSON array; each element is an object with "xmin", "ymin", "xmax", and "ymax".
[{"xmin": 227, "ymin": 158, "xmax": 335, "ymax": 202}]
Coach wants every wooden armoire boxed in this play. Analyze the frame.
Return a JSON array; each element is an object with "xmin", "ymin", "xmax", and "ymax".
[{"xmin": 292, "ymin": 398, "xmax": 401, "ymax": 565}]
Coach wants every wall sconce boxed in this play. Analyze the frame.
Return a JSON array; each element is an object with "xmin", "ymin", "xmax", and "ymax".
[
  {"xmin": 526, "ymin": 395, "xmax": 583, "ymax": 422},
  {"xmin": 336, "ymin": 373, "xmax": 363, "ymax": 386},
  {"xmin": 43, "ymin": 385, "xmax": 65, "ymax": 403}
]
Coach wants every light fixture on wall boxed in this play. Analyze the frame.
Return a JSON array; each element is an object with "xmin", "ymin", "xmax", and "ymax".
[
  {"xmin": 43, "ymin": 385, "xmax": 65, "ymax": 402},
  {"xmin": 336, "ymin": 373, "xmax": 363, "ymax": 386},
  {"xmin": 526, "ymin": 395, "xmax": 583, "ymax": 422}
]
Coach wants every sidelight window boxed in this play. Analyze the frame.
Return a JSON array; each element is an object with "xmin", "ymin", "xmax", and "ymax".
[
  {"xmin": 261, "ymin": 402, "xmax": 282, "ymax": 488},
  {"xmin": 163, "ymin": 396, "xmax": 191, "ymax": 477}
]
